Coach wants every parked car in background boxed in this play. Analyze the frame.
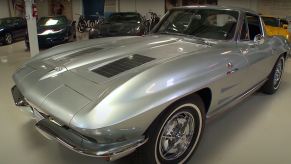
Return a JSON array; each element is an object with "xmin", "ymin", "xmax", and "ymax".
[
  {"xmin": 0, "ymin": 17, "xmax": 27, "ymax": 45},
  {"xmin": 262, "ymin": 16, "xmax": 291, "ymax": 42},
  {"xmin": 12, "ymin": 6, "xmax": 290, "ymax": 163},
  {"xmin": 89, "ymin": 12, "xmax": 147, "ymax": 39},
  {"xmin": 25, "ymin": 16, "xmax": 76, "ymax": 49}
]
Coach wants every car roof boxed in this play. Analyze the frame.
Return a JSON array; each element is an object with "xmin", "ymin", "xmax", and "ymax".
[{"xmin": 173, "ymin": 5, "xmax": 258, "ymax": 15}]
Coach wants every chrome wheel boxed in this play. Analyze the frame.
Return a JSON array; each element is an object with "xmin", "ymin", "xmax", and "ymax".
[
  {"xmin": 273, "ymin": 58, "xmax": 284, "ymax": 89},
  {"xmin": 140, "ymin": 97, "xmax": 205, "ymax": 164},
  {"xmin": 5, "ymin": 33, "xmax": 12, "ymax": 44},
  {"xmin": 159, "ymin": 111, "xmax": 195, "ymax": 160}
]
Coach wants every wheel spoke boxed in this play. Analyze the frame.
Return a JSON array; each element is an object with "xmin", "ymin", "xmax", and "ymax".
[{"xmin": 159, "ymin": 111, "xmax": 197, "ymax": 160}]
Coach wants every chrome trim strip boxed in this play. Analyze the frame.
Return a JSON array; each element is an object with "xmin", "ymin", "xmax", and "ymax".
[
  {"xmin": 35, "ymin": 120, "xmax": 148, "ymax": 161},
  {"xmin": 207, "ymin": 79, "xmax": 267, "ymax": 119}
]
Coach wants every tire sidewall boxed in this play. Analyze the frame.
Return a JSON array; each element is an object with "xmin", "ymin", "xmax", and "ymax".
[
  {"xmin": 154, "ymin": 103, "xmax": 203, "ymax": 164},
  {"xmin": 262, "ymin": 55, "xmax": 285, "ymax": 94},
  {"xmin": 5, "ymin": 33, "xmax": 13, "ymax": 44},
  {"xmin": 140, "ymin": 96, "xmax": 206, "ymax": 164},
  {"xmin": 273, "ymin": 56, "xmax": 285, "ymax": 90}
]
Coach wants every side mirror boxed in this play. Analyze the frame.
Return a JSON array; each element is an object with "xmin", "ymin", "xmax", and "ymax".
[{"xmin": 254, "ymin": 34, "xmax": 264, "ymax": 45}]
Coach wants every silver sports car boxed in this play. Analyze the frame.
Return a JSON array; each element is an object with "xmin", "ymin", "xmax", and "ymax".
[{"xmin": 12, "ymin": 6, "xmax": 290, "ymax": 163}]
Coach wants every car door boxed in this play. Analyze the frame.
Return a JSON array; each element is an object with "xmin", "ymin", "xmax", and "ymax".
[
  {"xmin": 17, "ymin": 18, "xmax": 27, "ymax": 38},
  {"xmin": 5, "ymin": 18, "xmax": 17, "ymax": 36},
  {"xmin": 237, "ymin": 13, "xmax": 275, "ymax": 90},
  {"xmin": 209, "ymin": 13, "xmax": 250, "ymax": 111},
  {"xmin": 7, "ymin": 18, "xmax": 21, "ymax": 38},
  {"xmin": 13, "ymin": 18, "xmax": 27, "ymax": 39}
]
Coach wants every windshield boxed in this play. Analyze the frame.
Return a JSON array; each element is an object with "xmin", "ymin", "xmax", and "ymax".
[
  {"xmin": 0, "ymin": 18, "xmax": 11, "ymax": 26},
  {"xmin": 38, "ymin": 17, "xmax": 66, "ymax": 26},
  {"xmin": 262, "ymin": 17, "xmax": 280, "ymax": 27},
  {"xmin": 107, "ymin": 13, "xmax": 140, "ymax": 23},
  {"xmin": 155, "ymin": 9, "xmax": 239, "ymax": 40}
]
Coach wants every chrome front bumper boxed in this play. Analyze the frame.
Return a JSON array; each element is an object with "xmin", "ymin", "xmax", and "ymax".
[{"xmin": 11, "ymin": 85, "xmax": 147, "ymax": 161}]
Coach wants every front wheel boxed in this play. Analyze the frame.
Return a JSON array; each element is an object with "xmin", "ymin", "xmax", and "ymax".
[
  {"xmin": 137, "ymin": 95, "xmax": 205, "ymax": 164},
  {"xmin": 4, "ymin": 33, "xmax": 13, "ymax": 45},
  {"xmin": 262, "ymin": 56, "xmax": 285, "ymax": 94}
]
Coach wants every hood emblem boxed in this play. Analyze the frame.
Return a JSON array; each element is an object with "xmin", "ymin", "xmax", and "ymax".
[{"xmin": 54, "ymin": 66, "xmax": 64, "ymax": 72}]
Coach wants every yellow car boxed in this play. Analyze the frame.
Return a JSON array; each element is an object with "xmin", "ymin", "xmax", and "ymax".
[{"xmin": 262, "ymin": 16, "xmax": 291, "ymax": 42}]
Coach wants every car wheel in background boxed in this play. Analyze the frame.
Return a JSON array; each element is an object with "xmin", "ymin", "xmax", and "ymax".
[
  {"xmin": 136, "ymin": 94, "xmax": 206, "ymax": 164},
  {"xmin": 262, "ymin": 55, "xmax": 285, "ymax": 94},
  {"xmin": 4, "ymin": 33, "xmax": 13, "ymax": 45}
]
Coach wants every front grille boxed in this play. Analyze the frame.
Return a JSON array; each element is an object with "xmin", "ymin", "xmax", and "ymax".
[{"xmin": 92, "ymin": 54, "xmax": 155, "ymax": 78}]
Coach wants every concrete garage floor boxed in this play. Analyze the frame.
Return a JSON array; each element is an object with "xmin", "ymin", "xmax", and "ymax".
[{"xmin": 1, "ymin": 41, "xmax": 291, "ymax": 164}]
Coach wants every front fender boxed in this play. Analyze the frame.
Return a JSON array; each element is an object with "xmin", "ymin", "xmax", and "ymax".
[{"xmin": 70, "ymin": 51, "xmax": 226, "ymax": 142}]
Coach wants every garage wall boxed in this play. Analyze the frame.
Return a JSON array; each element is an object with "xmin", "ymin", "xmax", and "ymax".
[
  {"xmin": 36, "ymin": 0, "xmax": 49, "ymax": 18},
  {"xmin": 119, "ymin": 0, "xmax": 165, "ymax": 17},
  {"xmin": 258, "ymin": 0, "xmax": 291, "ymax": 18},
  {"xmin": 72, "ymin": 0, "xmax": 83, "ymax": 21},
  {"xmin": 0, "ymin": 0, "xmax": 10, "ymax": 18},
  {"xmin": 218, "ymin": 0, "xmax": 258, "ymax": 11},
  {"xmin": 105, "ymin": 0, "xmax": 117, "ymax": 13}
]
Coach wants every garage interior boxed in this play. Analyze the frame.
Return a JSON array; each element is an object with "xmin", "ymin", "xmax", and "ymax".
[{"xmin": 1, "ymin": 0, "xmax": 291, "ymax": 164}]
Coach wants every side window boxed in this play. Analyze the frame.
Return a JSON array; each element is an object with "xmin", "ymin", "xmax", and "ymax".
[
  {"xmin": 240, "ymin": 18, "xmax": 249, "ymax": 41},
  {"xmin": 246, "ymin": 13, "xmax": 262, "ymax": 40}
]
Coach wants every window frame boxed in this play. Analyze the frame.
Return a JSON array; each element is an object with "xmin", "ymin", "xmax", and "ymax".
[
  {"xmin": 152, "ymin": 8, "xmax": 241, "ymax": 41},
  {"xmin": 238, "ymin": 12, "xmax": 265, "ymax": 42}
]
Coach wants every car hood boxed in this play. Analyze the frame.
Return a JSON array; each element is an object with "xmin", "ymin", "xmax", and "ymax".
[{"xmin": 14, "ymin": 35, "xmax": 212, "ymax": 125}]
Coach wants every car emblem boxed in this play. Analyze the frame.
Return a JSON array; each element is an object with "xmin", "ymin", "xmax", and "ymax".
[{"xmin": 54, "ymin": 66, "xmax": 64, "ymax": 72}]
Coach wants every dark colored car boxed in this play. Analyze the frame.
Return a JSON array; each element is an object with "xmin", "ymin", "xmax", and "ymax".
[
  {"xmin": 25, "ymin": 16, "xmax": 76, "ymax": 49},
  {"xmin": 89, "ymin": 12, "xmax": 146, "ymax": 39},
  {"xmin": 0, "ymin": 17, "xmax": 27, "ymax": 45}
]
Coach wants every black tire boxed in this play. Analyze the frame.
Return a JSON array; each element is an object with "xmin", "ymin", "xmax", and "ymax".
[
  {"xmin": 136, "ymin": 94, "xmax": 206, "ymax": 164},
  {"xmin": 4, "ymin": 33, "xmax": 13, "ymax": 45},
  {"xmin": 261, "ymin": 55, "xmax": 285, "ymax": 94}
]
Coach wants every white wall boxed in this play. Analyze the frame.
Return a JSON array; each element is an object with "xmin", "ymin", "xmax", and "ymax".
[
  {"xmin": 0, "ymin": 0, "xmax": 10, "ymax": 18},
  {"xmin": 218, "ymin": 0, "xmax": 258, "ymax": 11},
  {"xmin": 258, "ymin": 0, "xmax": 291, "ymax": 18},
  {"xmin": 36, "ymin": 0, "xmax": 49, "ymax": 18},
  {"xmin": 119, "ymin": 0, "xmax": 165, "ymax": 17},
  {"xmin": 72, "ymin": 0, "xmax": 83, "ymax": 21}
]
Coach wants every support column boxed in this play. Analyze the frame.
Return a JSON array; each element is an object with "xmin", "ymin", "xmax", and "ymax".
[{"xmin": 25, "ymin": 0, "xmax": 39, "ymax": 57}]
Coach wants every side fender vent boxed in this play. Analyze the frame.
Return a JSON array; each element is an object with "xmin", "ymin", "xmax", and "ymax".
[{"xmin": 92, "ymin": 54, "xmax": 155, "ymax": 78}]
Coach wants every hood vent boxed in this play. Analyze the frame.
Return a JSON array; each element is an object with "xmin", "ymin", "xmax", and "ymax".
[{"xmin": 92, "ymin": 54, "xmax": 155, "ymax": 78}]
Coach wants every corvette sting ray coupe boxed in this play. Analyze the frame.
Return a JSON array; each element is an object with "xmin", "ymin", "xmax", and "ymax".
[{"xmin": 12, "ymin": 6, "xmax": 290, "ymax": 164}]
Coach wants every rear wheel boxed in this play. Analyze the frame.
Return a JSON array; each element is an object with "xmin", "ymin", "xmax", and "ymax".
[
  {"xmin": 262, "ymin": 56, "xmax": 285, "ymax": 94},
  {"xmin": 137, "ymin": 95, "xmax": 205, "ymax": 164},
  {"xmin": 4, "ymin": 33, "xmax": 13, "ymax": 45}
]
